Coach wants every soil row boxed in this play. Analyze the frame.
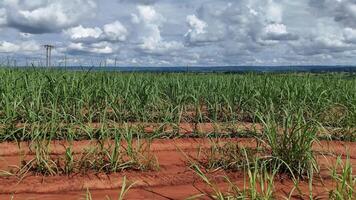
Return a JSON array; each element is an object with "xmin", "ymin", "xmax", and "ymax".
[{"xmin": 0, "ymin": 138, "xmax": 355, "ymax": 199}]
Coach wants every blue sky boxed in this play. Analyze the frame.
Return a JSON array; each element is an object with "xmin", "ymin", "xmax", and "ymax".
[{"xmin": 1, "ymin": 0, "xmax": 356, "ymax": 66}]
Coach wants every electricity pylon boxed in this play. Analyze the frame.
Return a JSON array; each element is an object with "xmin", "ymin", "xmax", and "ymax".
[{"xmin": 44, "ymin": 45, "xmax": 54, "ymax": 67}]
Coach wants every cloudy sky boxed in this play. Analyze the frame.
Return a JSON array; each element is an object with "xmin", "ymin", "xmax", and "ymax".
[{"xmin": 1, "ymin": 0, "xmax": 356, "ymax": 66}]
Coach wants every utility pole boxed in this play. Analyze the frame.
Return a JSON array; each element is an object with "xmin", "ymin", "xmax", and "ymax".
[
  {"xmin": 114, "ymin": 57, "xmax": 117, "ymax": 67},
  {"xmin": 44, "ymin": 45, "xmax": 54, "ymax": 67},
  {"xmin": 64, "ymin": 54, "xmax": 67, "ymax": 68}
]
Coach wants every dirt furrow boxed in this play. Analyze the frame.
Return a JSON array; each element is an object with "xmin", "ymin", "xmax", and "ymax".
[{"xmin": 0, "ymin": 138, "xmax": 356, "ymax": 199}]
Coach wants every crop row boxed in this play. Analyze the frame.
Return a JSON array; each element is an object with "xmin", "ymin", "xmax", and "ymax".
[
  {"xmin": 0, "ymin": 69, "xmax": 355, "ymax": 128},
  {"xmin": 1, "ymin": 111, "xmax": 355, "ymax": 199}
]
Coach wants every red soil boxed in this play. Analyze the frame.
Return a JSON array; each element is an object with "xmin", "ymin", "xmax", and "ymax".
[
  {"xmin": 0, "ymin": 138, "xmax": 355, "ymax": 200},
  {"xmin": 0, "ymin": 122, "xmax": 263, "ymax": 135},
  {"xmin": 1, "ymin": 122, "xmax": 349, "ymax": 137}
]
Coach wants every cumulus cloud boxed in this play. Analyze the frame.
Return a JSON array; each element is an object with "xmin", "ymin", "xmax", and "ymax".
[
  {"xmin": 103, "ymin": 21, "xmax": 128, "ymax": 42},
  {"xmin": 266, "ymin": 0, "xmax": 283, "ymax": 23},
  {"xmin": 67, "ymin": 41, "xmax": 113, "ymax": 55},
  {"xmin": 0, "ymin": 40, "xmax": 40, "ymax": 53},
  {"xmin": 184, "ymin": 0, "xmax": 293, "ymax": 48},
  {"xmin": 20, "ymin": 40, "xmax": 41, "ymax": 52},
  {"xmin": 343, "ymin": 28, "xmax": 356, "ymax": 43},
  {"xmin": 65, "ymin": 21, "xmax": 128, "ymax": 42},
  {"xmin": 132, "ymin": 5, "xmax": 183, "ymax": 54},
  {"xmin": 184, "ymin": 15, "xmax": 213, "ymax": 45},
  {"xmin": 1, "ymin": 0, "xmax": 97, "ymax": 33},
  {"xmin": 118, "ymin": 0, "xmax": 157, "ymax": 5},
  {"xmin": 309, "ymin": 0, "xmax": 356, "ymax": 28},
  {"xmin": 0, "ymin": 41, "xmax": 20, "ymax": 53},
  {"xmin": 2, "ymin": 0, "xmax": 356, "ymax": 66},
  {"xmin": 0, "ymin": 8, "xmax": 7, "ymax": 26},
  {"xmin": 261, "ymin": 23, "xmax": 299, "ymax": 41},
  {"xmin": 292, "ymin": 34, "xmax": 352, "ymax": 56},
  {"xmin": 65, "ymin": 25, "xmax": 103, "ymax": 42},
  {"xmin": 63, "ymin": 20, "xmax": 128, "ymax": 55},
  {"xmin": 186, "ymin": 15, "xmax": 206, "ymax": 35}
]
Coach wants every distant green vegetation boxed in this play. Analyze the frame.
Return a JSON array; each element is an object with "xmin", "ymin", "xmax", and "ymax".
[{"xmin": 0, "ymin": 69, "xmax": 355, "ymax": 140}]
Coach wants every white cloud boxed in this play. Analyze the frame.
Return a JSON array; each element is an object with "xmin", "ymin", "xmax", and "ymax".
[
  {"xmin": 343, "ymin": 27, "xmax": 356, "ymax": 43},
  {"xmin": 261, "ymin": 23, "xmax": 298, "ymax": 42},
  {"xmin": 90, "ymin": 42, "xmax": 113, "ymax": 54},
  {"xmin": 63, "ymin": 20, "xmax": 129, "ymax": 55},
  {"xmin": 292, "ymin": 34, "xmax": 351, "ymax": 56},
  {"xmin": 309, "ymin": 0, "xmax": 356, "ymax": 28},
  {"xmin": 265, "ymin": 23, "xmax": 287, "ymax": 35},
  {"xmin": 266, "ymin": 0, "xmax": 283, "ymax": 23},
  {"xmin": 65, "ymin": 21, "xmax": 128, "ymax": 43},
  {"xmin": 133, "ymin": 5, "xmax": 183, "ymax": 54},
  {"xmin": 0, "ymin": 8, "xmax": 7, "ymax": 26},
  {"xmin": 65, "ymin": 25, "xmax": 103, "ymax": 41},
  {"xmin": 103, "ymin": 21, "xmax": 128, "ymax": 42},
  {"xmin": 20, "ymin": 40, "xmax": 41, "ymax": 52},
  {"xmin": 186, "ymin": 15, "xmax": 207, "ymax": 35},
  {"xmin": 184, "ymin": 15, "xmax": 207, "ymax": 43},
  {"xmin": 0, "ymin": 41, "xmax": 20, "ymax": 53},
  {"xmin": 118, "ymin": 0, "xmax": 158, "ymax": 4},
  {"xmin": 137, "ymin": 5, "xmax": 163, "ymax": 24},
  {"xmin": 1, "ymin": 0, "xmax": 97, "ymax": 33},
  {"xmin": 0, "ymin": 40, "xmax": 40, "ymax": 53},
  {"xmin": 185, "ymin": 14, "xmax": 226, "ymax": 45},
  {"xmin": 67, "ymin": 41, "xmax": 113, "ymax": 54},
  {"xmin": 68, "ymin": 42, "xmax": 85, "ymax": 51},
  {"xmin": 3, "ymin": 0, "xmax": 356, "ymax": 66}
]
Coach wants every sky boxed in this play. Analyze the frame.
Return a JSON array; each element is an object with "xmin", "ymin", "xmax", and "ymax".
[{"xmin": 1, "ymin": 0, "xmax": 356, "ymax": 67}]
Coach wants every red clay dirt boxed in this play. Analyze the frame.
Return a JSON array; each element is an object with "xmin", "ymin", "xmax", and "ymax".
[
  {"xmin": 0, "ymin": 122, "xmax": 264, "ymax": 135},
  {"xmin": 1, "ymin": 122, "xmax": 349, "ymax": 137},
  {"xmin": 0, "ymin": 138, "xmax": 355, "ymax": 200}
]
